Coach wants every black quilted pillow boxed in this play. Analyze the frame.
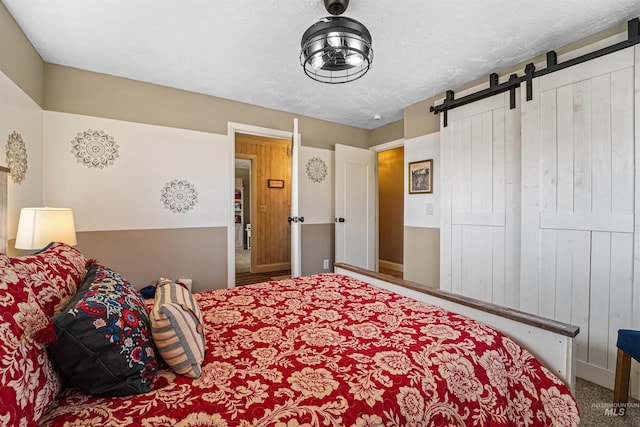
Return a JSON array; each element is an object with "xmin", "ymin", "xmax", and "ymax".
[{"xmin": 48, "ymin": 263, "xmax": 158, "ymax": 396}]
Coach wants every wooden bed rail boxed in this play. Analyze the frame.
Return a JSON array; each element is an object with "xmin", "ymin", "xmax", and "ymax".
[
  {"xmin": 334, "ymin": 262, "xmax": 579, "ymax": 390},
  {"xmin": 334, "ymin": 263, "xmax": 578, "ymax": 338}
]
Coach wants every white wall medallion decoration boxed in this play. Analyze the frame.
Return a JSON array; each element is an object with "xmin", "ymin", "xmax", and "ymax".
[
  {"xmin": 71, "ymin": 129, "xmax": 120, "ymax": 169},
  {"xmin": 6, "ymin": 131, "xmax": 27, "ymax": 184},
  {"xmin": 305, "ymin": 157, "xmax": 327, "ymax": 183},
  {"xmin": 161, "ymin": 179, "xmax": 199, "ymax": 213}
]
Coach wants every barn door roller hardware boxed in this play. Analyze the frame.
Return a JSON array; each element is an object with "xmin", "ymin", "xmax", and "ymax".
[{"xmin": 431, "ymin": 18, "xmax": 640, "ymax": 127}]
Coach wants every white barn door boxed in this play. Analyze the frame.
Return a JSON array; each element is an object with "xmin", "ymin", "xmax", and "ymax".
[
  {"xmin": 440, "ymin": 91, "xmax": 521, "ymax": 307},
  {"xmin": 520, "ymin": 46, "xmax": 638, "ymax": 387}
]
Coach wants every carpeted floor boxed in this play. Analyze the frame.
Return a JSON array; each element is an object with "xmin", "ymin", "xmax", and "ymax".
[
  {"xmin": 576, "ymin": 377, "xmax": 640, "ymax": 425},
  {"xmin": 235, "ymin": 248, "xmax": 251, "ymax": 273}
]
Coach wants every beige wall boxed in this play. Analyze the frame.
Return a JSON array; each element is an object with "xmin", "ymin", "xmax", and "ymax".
[
  {"xmin": 7, "ymin": 227, "xmax": 228, "ymax": 292},
  {"xmin": 403, "ymin": 226, "xmax": 439, "ymax": 287},
  {"xmin": 403, "ymin": 96, "xmax": 440, "ymax": 140},
  {"xmin": 301, "ymin": 223, "xmax": 334, "ymax": 276},
  {"xmin": 369, "ymin": 119, "xmax": 404, "ymax": 146},
  {"xmin": 43, "ymin": 64, "xmax": 370, "ymax": 151},
  {"xmin": 75, "ymin": 228, "xmax": 227, "ymax": 292},
  {"xmin": 378, "ymin": 147, "xmax": 403, "ymax": 266},
  {"xmin": 0, "ymin": 2, "xmax": 44, "ymax": 107}
]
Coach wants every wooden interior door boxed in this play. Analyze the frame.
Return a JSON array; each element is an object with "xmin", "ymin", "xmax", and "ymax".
[
  {"xmin": 440, "ymin": 90, "xmax": 521, "ymax": 308},
  {"xmin": 520, "ymin": 46, "xmax": 638, "ymax": 386}
]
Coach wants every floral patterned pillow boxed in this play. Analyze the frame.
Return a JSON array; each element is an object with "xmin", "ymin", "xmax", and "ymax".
[
  {"xmin": 10, "ymin": 242, "xmax": 89, "ymax": 317},
  {"xmin": 0, "ymin": 255, "xmax": 62, "ymax": 427},
  {"xmin": 48, "ymin": 263, "xmax": 158, "ymax": 396}
]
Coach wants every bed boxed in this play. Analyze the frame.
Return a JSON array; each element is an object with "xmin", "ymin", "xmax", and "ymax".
[
  {"xmin": 1, "ymin": 249, "xmax": 581, "ymax": 427},
  {"xmin": 0, "ymin": 168, "xmax": 580, "ymax": 426}
]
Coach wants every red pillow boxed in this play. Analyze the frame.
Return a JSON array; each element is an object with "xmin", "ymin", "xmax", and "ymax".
[
  {"xmin": 0, "ymin": 254, "xmax": 62, "ymax": 427},
  {"xmin": 10, "ymin": 242, "xmax": 89, "ymax": 316}
]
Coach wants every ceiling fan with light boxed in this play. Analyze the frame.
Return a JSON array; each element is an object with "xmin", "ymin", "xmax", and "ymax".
[{"xmin": 300, "ymin": 0, "xmax": 373, "ymax": 84}]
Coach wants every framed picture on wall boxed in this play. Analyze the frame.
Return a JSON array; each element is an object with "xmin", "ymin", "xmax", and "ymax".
[
  {"xmin": 268, "ymin": 179, "xmax": 285, "ymax": 188},
  {"xmin": 408, "ymin": 159, "xmax": 433, "ymax": 194}
]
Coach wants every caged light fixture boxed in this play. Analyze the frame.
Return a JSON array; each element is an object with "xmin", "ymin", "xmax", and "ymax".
[{"xmin": 300, "ymin": 0, "xmax": 373, "ymax": 84}]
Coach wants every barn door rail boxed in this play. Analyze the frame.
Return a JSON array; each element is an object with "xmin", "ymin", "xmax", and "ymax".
[{"xmin": 431, "ymin": 17, "xmax": 640, "ymax": 127}]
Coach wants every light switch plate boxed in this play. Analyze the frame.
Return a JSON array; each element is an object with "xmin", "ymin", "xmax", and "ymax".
[{"xmin": 426, "ymin": 203, "xmax": 434, "ymax": 215}]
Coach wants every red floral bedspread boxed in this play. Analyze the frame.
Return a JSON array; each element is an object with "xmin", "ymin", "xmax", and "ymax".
[{"xmin": 40, "ymin": 274, "xmax": 579, "ymax": 426}]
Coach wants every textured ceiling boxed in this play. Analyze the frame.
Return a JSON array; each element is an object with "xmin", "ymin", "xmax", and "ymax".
[{"xmin": 3, "ymin": 0, "xmax": 640, "ymax": 130}]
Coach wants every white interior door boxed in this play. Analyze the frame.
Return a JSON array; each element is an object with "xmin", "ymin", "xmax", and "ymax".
[
  {"xmin": 520, "ymin": 46, "xmax": 638, "ymax": 389},
  {"xmin": 334, "ymin": 144, "xmax": 376, "ymax": 270},
  {"xmin": 290, "ymin": 118, "xmax": 301, "ymax": 277},
  {"xmin": 440, "ymin": 91, "xmax": 521, "ymax": 308}
]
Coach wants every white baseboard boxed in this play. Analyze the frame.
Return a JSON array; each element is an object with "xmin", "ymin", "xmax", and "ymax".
[
  {"xmin": 577, "ymin": 360, "xmax": 614, "ymax": 390},
  {"xmin": 378, "ymin": 260, "xmax": 403, "ymax": 272},
  {"xmin": 577, "ymin": 359, "xmax": 640, "ymax": 400}
]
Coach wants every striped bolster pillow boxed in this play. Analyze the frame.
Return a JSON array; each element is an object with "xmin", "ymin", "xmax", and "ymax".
[{"xmin": 150, "ymin": 279, "xmax": 205, "ymax": 378}]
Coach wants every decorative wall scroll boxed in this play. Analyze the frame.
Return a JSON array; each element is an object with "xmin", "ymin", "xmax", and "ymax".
[
  {"xmin": 305, "ymin": 156, "xmax": 327, "ymax": 183},
  {"xmin": 161, "ymin": 179, "xmax": 199, "ymax": 213},
  {"xmin": 71, "ymin": 129, "xmax": 120, "ymax": 169},
  {"xmin": 5, "ymin": 131, "xmax": 27, "ymax": 184}
]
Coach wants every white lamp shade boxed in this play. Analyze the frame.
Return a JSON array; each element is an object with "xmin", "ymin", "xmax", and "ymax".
[{"xmin": 15, "ymin": 207, "xmax": 77, "ymax": 250}]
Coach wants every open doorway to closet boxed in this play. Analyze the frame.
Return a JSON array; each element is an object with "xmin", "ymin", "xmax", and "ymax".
[
  {"xmin": 377, "ymin": 146, "xmax": 404, "ymax": 278},
  {"xmin": 234, "ymin": 132, "xmax": 292, "ymax": 286}
]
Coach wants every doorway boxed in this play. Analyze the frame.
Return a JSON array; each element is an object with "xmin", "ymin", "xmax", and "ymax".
[
  {"xmin": 333, "ymin": 142, "xmax": 402, "ymax": 275},
  {"xmin": 234, "ymin": 158, "xmax": 252, "ymax": 275},
  {"xmin": 377, "ymin": 146, "xmax": 404, "ymax": 278},
  {"xmin": 232, "ymin": 131, "xmax": 292, "ymax": 286}
]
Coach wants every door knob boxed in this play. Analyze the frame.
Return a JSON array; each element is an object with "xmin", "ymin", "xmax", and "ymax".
[{"xmin": 335, "ymin": 217, "xmax": 345, "ymax": 223}]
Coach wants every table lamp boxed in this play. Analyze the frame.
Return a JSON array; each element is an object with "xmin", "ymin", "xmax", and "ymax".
[{"xmin": 15, "ymin": 207, "xmax": 77, "ymax": 250}]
